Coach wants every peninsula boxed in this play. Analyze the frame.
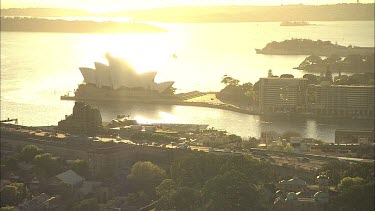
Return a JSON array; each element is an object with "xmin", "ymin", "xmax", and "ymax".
[
  {"xmin": 255, "ymin": 39, "xmax": 375, "ymax": 57},
  {"xmin": 294, "ymin": 54, "xmax": 375, "ymax": 73},
  {"xmin": 0, "ymin": 17, "xmax": 167, "ymax": 33}
]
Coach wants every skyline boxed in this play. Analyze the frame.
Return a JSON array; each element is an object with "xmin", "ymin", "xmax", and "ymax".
[{"xmin": 1, "ymin": 0, "xmax": 374, "ymax": 13}]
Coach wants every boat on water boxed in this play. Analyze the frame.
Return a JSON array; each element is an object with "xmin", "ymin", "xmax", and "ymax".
[{"xmin": 280, "ymin": 21, "xmax": 312, "ymax": 26}]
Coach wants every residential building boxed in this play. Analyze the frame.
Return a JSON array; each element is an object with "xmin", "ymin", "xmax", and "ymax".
[
  {"xmin": 278, "ymin": 177, "xmax": 307, "ymax": 192},
  {"xmin": 259, "ymin": 78, "xmax": 308, "ymax": 114},
  {"xmin": 309, "ymin": 83, "xmax": 374, "ymax": 119}
]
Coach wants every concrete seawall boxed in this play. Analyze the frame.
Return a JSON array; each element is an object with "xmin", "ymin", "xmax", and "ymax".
[{"xmin": 61, "ymin": 95, "xmax": 260, "ymax": 115}]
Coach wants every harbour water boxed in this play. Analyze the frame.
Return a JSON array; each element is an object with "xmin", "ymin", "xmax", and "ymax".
[{"xmin": 1, "ymin": 21, "xmax": 374, "ymax": 142}]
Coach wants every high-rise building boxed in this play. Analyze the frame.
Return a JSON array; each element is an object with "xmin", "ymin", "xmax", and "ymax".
[
  {"xmin": 310, "ymin": 83, "xmax": 374, "ymax": 118},
  {"xmin": 259, "ymin": 78, "xmax": 308, "ymax": 114}
]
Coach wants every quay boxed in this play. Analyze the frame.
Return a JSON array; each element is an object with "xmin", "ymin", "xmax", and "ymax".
[{"xmin": 60, "ymin": 94, "xmax": 261, "ymax": 115}]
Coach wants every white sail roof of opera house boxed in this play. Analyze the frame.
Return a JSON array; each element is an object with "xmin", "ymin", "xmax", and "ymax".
[{"xmin": 79, "ymin": 53, "xmax": 174, "ymax": 93}]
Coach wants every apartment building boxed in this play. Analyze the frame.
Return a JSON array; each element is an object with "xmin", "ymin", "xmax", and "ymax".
[
  {"xmin": 310, "ymin": 83, "xmax": 374, "ymax": 118},
  {"xmin": 259, "ymin": 78, "xmax": 308, "ymax": 114}
]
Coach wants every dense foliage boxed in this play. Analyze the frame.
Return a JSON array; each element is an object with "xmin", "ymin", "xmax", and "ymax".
[
  {"xmin": 217, "ymin": 75, "xmax": 258, "ymax": 107},
  {"xmin": 296, "ymin": 54, "xmax": 374, "ymax": 73}
]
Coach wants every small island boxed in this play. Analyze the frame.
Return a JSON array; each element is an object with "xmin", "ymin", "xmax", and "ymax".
[
  {"xmin": 0, "ymin": 17, "xmax": 167, "ymax": 33},
  {"xmin": 255, "ymin": 38, "xmax": 374, "ymax": 57},
  {"xmin": 294, "ymin": 54, "xmax": 374, "ymax": 73},
  {"xmin": 280, "ymin": 21, "xmax": 314, "ymax": 26}
]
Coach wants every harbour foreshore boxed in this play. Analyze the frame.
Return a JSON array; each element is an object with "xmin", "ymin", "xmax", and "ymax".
[{"xmin": 60, "ymin": 95, "xmax": 261, "ymax": 115}]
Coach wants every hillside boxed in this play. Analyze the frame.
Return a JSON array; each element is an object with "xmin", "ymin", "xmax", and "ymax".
[
  {"xmin": 0, "ymin": 17, "xmax": 167, "ymax": 33},
  {"xmin": 1, "ymin": 4, "xmax": 374, "ymax": 22},
  {"xmin": 105, "ymin": 4, "xmax": 375, "ymax": 22}
]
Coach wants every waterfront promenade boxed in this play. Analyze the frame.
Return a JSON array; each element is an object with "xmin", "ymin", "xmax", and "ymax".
[{"xmin": 60, "ymin": 92, "xmax": 261, "ymax": 115}]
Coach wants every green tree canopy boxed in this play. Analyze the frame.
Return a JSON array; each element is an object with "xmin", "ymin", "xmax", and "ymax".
[
  {"xmin": 33, "ymin": 153, "xmax": 61, "ymax": 176},
  {"xmin": 202, "ymin": 170, "xmax": 259, "ymax": 211},
  {"xmin": 20, "ymin": 145, "xmax": 43, "ymax": 161},
  {"xmin": 0, "ymin": 206, "xmax": 15, "ymax": 211},
  {"xmin": 173, "ymin": 187, "xmax": 201, "ymax": 211},
  {"xmin": 335, "ymin": 182, "xmax": 374, "ymax": 211},
  {"xmin": 280, "ymin": 74, "xmax": 294, "ymax": 78},
  {"xmin": 221, "ymin": 75, "xmax": 240, "ymax": 87},
  {"xmin": 5, "ymin": 157, "xmax": 18, "ymax": 171},
  {"xmin": 70, "ymin": 159, "xmax": 89, "ymax": 177},
  {"xmin": 338, "ymin": 177, "xmax": 366, "ymax": 191},
  {"xmin": 0, "ymin": 183, "xmax": 26, "ymax": 207},
  {"xmin": 73, "ymin": 198, "xmax": 99, "ymax": 211},
  {"xmin": 128, "ymin": 161, "xmax": 167, "ymax": 194},
  {"xmin": 155, "ymin": 179, "xmax": 177, "ymax": 210}
]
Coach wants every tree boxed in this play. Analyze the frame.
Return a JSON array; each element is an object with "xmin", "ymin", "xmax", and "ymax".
[
  {"xmin": 73, "ymin": 198, "xmax": 99, "ymax": 211},
  {"xmin": 202, "ymin": 170, "xmax": 259, "ymax": 211},
  {"xmin": 280, "ymin": 74, "xmax": 294, "ymax": 78},
  {"xmin": 128, "ymin": 161, "xmax": 167, "ymax": 194},
  {"xmin": 155, "ymin": 179, "xmax": 177, "ymax": 210},
  {"xmin": 20, "ymin": 145, "xmax": 43, "ymax": 161},
  {"xmin": 268, "ymin": 69, "xmax": 273, "ymax": 77},
  {"xmin": 305, "ymin": 55, "xmax": 322, "ymax": 64},
  {"xmin": 0, "ymin": 185, "xmax": 18, "ymax": 206},
  {"xmin": 70, "ymin": 159, "xmax": 89, "ymax": 177},
  {"xmin": 5, "ymin": 157, "xmax": 18, "ymax": 171},
  {"xmin": 338, "ymin": 177, "xmax": 366, "ymax": 191},
  {"xmin": 0, "ymin": 183, "xmax": 26, "ymax": 207},
  {"xmin": 241, "ymin": 82, "xmax": 253, "ymax": 91},
  {"xmin": 170, "ymin": 154, "xmax": 223, "ymax": 187},
  {"xmin": 0, "ymin": 206, "xmax": 15, "ymax": 211},
  {"xmin": 33, "ymin": 153, "xmax": 61, "ymax": 176},
  {"xmin": 283, "ymin": 145, "xmax": 294, "ymax": 153},
  {"xmin": 221, "ymin": 75, "xmax": 240, "ymax": 87},
  {"xmin": 173, "ymin": 187, "xmax": 201, "ymax": 211},
  {"xmin": 303, "ymin": 74, "xmax": 319, "ymax": 84},
  {"xmin": 324, "ymin": 66, "xmax": 333, "ymax": 82},
  {"xmin": 335, "ymin": 183, "xmax": 374, "ymax": 211}
]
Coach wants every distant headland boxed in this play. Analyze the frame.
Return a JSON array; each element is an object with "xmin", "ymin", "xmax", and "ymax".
[
  {"xmin": 0, "ymin": 17, "xmax": 167, "ymax": 33},
  {"xmin": 1, "ymin": 4, "xmax": 374, "ymax": 22},
  {"xmin": 255, "ymin": 39, "xmax": 375, "ymax": 57},
  {"xmin": 294, "ymin": 54, "xmax": 374, "ymax": 73}
]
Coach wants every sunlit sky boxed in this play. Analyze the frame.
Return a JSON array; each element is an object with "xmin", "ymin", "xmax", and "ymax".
[{"xmin": 1, "ymin": 0, "xmax": 374, "ymax": 12}]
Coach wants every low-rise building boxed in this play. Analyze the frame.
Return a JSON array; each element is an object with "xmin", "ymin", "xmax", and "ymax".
[
  {"xmin": 335, "ymin": 128, "xmax": 374, "ymax": 144},
  {"xmin": 278, "ymin": 177, "xmax": 307, "ymax": 192}
]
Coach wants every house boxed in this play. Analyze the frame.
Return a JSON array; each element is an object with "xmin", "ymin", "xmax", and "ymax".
[
  {"xmin": 278, "ymin": 177, "xmax": 307, "ymax": 192},
  {"xmin": 55, "ymin": 170, "xmax": 84, "ymax": 188}
]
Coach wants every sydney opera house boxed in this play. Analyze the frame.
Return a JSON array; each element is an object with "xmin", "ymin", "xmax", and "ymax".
[{"xmin": 72, "ymin": 53, "xmax": 176, "ymax": 101}]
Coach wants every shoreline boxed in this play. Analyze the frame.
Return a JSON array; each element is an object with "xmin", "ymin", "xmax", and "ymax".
[
  {"xmin": 60, "ymin": 95, "xmax": 374, "ymax": 121},
  {"xmin": 60, "ymin": 95, "xmax": 261, "ymax": 115}
]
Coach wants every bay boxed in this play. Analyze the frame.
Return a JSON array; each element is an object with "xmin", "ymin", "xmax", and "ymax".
[{"xmin": 1, "ymin": 21, "xmax": 374, "ymax": 142}]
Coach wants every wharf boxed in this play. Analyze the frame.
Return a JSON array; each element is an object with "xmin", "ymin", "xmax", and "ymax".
[{"xmin": 61, "ymin": 94, "xmax": 260, "ymax": 115}]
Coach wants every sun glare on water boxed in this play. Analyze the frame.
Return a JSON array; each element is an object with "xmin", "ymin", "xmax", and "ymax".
[{"xmin": 135, "ymin": 112, "xmax": 177, "ymax": 124}]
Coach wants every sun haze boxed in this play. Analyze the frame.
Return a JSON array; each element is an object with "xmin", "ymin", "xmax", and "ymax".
[{"xmin": 2, "ymin": 0, "xmax": 374, "ymax": 12}]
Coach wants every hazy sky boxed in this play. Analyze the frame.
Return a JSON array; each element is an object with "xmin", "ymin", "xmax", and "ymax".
[{"xmin": 1, "ymin": 0, "xmax": 374, "ymax": 12}]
